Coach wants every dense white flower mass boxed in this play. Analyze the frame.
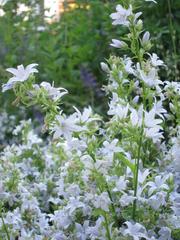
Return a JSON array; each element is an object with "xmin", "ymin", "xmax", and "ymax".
[
  {"xmin": 0, "ymin": 1, "xmax": 179, "ymax": 240},
  {"xmin": 2, "ymin": 63, "xmax": 38, "ymax": 92}
]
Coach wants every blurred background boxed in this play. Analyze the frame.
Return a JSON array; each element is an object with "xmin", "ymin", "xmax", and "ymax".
[{"xmin": 0, "ymin": 0, "xmax": 179, "ymax": 114}]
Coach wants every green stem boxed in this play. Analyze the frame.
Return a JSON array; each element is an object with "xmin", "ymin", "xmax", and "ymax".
[
  {"xmin": 104, "ymin": 213, "xmax": 112, "ymax": 240},
  {"xmin": 132, "ymin": 125, "xmax": 144, "ymax": 220},
  {"xmin": 167, "ymin": 0, "xmax": 177, "ymax": 57},
  {"xmin": 105, "ymin": 182, "xmax": 119, "ymax": 225},
  {"xmin": 167, "ymin": 0, "xmax": 177, "ymax": 81}
]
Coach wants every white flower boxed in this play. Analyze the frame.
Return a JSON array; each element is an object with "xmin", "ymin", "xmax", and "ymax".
[
  {"xmin": 152, "ymin": 100, "xmax": 167, "ymax": 119},
  {"xmin": 50, "ymin": 209, "xmax": 72, "ymax": 229},
  {"xmin": 130, "ymin": 107, "xmax": 163, "ymax": 142},
  {"xmin": 164, "ymin": 81, "xmax": 180, "ymax": 96},
  {"xmin": 102, "ymin": 139, "xmax": 122, "ymax": 160},
  {"xmin": 144, "ymin": 109, "xmax": 163, "ymax": 142},
  {"xmin": 108, "ymin": 94, "xmax": 129, "ymax": 119},
  {"xmin": 138, "ymin": 169, "xmax": 150, "ymax": 184},
  {"xmin": 40, "ymin": 82, "xmax": 68, "ymax": 101},
  {"xmin": 51, "ymin": 114, "xmax": 84, "ymax": 140},
  {"xmin": 130, "ymin": 106, "xmax": 143, "ymax": 127},
  {"xmin": 144, "ymin": 109, "xmax": 163, "ymax": 128},
  {"xmin": 149, "ymin": 53, "xmax": 164, "ymax": 67},
  {"xmin": 146, "ymin": 175, "xmax": 169, "ymax": 195},
  {"xmin": 113, "ymin": 176, "xmax": 128, "ymax": 192},
  {"xmin": 66, "ymin": 197, "xmax": 85, "ymax": 215},
  {"xmin": 139, "ymin": 68, "xmax": 162, "ymax": 87},
  {"xmin": 75, "ymin": 221, "xmax": 90, "ymax": 240},
  {"xmin": 158, "ymin": 227, "xmax": 172, "ymax": 240},
  {"xmin": 2, "ymin": 63, "xmax": 38, "ymax": 92},
  {"xmin": 93, "ymin": 192, "xmax": 111, "ymax": 212},
  {"xmin": 122, "ymin": 221, "xmax": 149, "ymax": 240},
  {"xmin": 120, "ymin": 194, "xmax": 135, "ymax": 207},
  {"xmin": 124, "ymin": 57, "xmax": 134, "ymax": 74},
  {"xmin": 110, "ymin": 39, "xmax": 127, "ymax": 48},
  {"xmin": 74, "ymin": 106, "xmax": 99, "ymax": 124},
  {"xmin": 148, "ymin": 191, "xmax": 167, "ymax": 210},
  {"xmin": 26, "ymin": 130, "xmax": 42, "ymax": 146},
  {"xmin": 87, "ymin": 217, "xmax": 104, "ymax": 239},
  {"xmin": 110, "ymin": 4, "xmax": 132, "ymax": 26}
]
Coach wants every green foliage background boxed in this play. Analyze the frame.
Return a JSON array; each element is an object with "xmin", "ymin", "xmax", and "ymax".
[{"xmin": 0, "ymin": 0, "xmax": 179, "ymax": 113}]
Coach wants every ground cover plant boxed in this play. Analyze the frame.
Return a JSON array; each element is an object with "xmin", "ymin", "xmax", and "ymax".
[{"xmin": 0, "ymin": 0, "xmax": 180, "ymax": 239}]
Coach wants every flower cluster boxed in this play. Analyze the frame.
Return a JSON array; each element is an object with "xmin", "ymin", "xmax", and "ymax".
[{"xmin": 0, "ymin": 1, "xmax": 179, "ymax": 240}]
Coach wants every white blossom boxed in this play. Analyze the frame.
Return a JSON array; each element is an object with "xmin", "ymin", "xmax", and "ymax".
[
  {"xmin": 110, "ymin": 5, "xmax": 132, "ymax": 26},
  {"xmin": 149, "ymin": 53, "xmax": 164, "ymax": 67},
  {"xmin": 139, "ymin": 68, "xmax": 162, "ymax": 87},
  {"xmin": 2, "ymin": 63, "xmax": 38, "ymax": 92},
  {"xmin": 40, "ymin": 81, "xmax": 68, "ymax": 101},
  {"xmin": 51, "ymin": 114, "xmax": 85, "ymax": 140},
  {"xmin": 93, "ymin": 192, "xmax": 111, "ymax": 212},
  {"xmin": 122, "ymin": 221, "xmax": 149, "ymax": 240}
]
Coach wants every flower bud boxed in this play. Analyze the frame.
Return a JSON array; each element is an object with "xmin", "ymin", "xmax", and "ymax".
[
  {"xmin": 110, "ymin": 39, "xmax": 128, "ymax": 49},
  {"xmin": 142, "ymin": 31, "xmax": 152, "ymax": 50},
  {"xmin": 136, "ymin": 19, "xmax": 143, "ymax": 31},
  {"xmin": 100, "ymin": 62, "xmax": 109, "ymax": 73},
  {"xmin": 142, "ymin": 31, "xmax": 150, "ymax": 44}
]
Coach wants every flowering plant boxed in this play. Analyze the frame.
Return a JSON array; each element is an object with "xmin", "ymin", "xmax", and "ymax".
[{"xmin": 0, "ymin": 1, "xmax": 180, "ymax": 240}]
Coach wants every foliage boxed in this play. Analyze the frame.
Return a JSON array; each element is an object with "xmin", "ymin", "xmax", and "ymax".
[{"xmin": 0, "ymin": 0, "xmax": 179, "ymax": 114}]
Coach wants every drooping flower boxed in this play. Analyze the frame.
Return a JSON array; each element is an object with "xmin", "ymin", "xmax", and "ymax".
[{"xmin": 2, "ymin": 63, "xmax": 38, "ymax": 92}]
